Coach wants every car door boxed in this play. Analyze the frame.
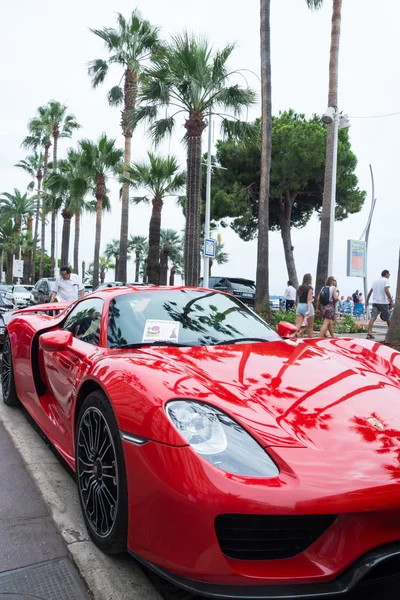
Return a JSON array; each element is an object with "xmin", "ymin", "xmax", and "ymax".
[{"xmin": 40, "ymin": 297, "xmax": 104, "ymax": 462}]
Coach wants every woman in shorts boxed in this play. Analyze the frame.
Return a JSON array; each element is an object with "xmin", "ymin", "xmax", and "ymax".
[
  {"xmin": 291, "ymin": 273, "xmax": 314, "ymax": 338},
  {"xmin": 318, "ymin": 276, "xmax": 339, "ymax": 338}
]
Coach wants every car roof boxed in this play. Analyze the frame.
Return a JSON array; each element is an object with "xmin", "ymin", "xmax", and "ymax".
[{"xmin": 88, "ymin": 285, "xmax": 213, "ymax": 299}]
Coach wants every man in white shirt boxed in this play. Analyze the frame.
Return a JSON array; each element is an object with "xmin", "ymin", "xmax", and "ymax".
[
  {"xmin": 366, "ymin": 269, "xmax": 394, "ymax": 339},
  {"xmin": 283, "ymin": 280, "xmax": 297, "ymax": 311},
  {"xmin": 50, "ymin": 266, "xmax": 84, "ymax": 303}
]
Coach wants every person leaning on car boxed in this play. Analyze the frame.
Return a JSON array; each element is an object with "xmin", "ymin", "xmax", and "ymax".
[{"xmin": 50, "ymin": 266, "xmax": 84, "ymax": 303}]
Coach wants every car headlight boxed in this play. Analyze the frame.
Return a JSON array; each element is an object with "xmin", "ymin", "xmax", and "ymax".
[{"xmin": 166, "ymin": 401, "xmax": 279, "ymax": 478}]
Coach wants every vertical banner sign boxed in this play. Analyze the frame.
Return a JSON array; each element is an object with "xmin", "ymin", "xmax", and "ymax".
[
  {"xmin": 12, "ymin": 259, "xmax": 24, "ymax": 278},
  {"xmin": 346, "ymin": 240, "xmax": 367, "ymax": 277}
]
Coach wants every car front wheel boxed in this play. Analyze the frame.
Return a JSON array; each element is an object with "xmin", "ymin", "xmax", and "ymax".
[{"xmin": 75, "ymin": 390, "xmax": 128, "ymax": 555}]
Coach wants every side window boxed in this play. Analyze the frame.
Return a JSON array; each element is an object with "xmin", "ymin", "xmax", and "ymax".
[
  {"xmin": 63, "ymin": 298, "xmax": 104, "ymax": 346},
  {"xmin": 213, "ymin": 279, "xmax": 226, "ymax": 289}
]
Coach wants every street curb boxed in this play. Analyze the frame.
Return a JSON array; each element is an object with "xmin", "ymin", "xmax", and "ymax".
[{"xmin": 0, "ymin": 400, "xmax": 162, "ymax": 600}]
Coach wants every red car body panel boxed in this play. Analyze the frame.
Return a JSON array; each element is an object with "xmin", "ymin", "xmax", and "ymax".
[{"xmin": 5, "ymin": 287, "xmax": 400, "ymax": 594}]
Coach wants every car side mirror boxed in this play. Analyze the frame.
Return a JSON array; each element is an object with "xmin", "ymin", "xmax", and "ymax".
[
  {"xmin": 277, "ymin": 321, "xmax": 297, "ymax": 339},
  {"xmin": 40, "ymin": 330, "xmax": 73, "ymax": 352}
]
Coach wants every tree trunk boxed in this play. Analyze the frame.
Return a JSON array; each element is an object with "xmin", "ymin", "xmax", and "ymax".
[
  {"xmin": 31, "ymin": 170, "xmax": 42, "ymax": 282},
  {"xmin": 169, "ymin": 265, "xmax": 176, "ymax": 287},
  {"xmin": 61, "ymin": 209, "xmax": 72, "ymax": 267},
  {"xmin": 39, "ymin": 209, "xmax": 46, "ymax": 278},
  {"xmin": 74, "ymin": 211, "xmax": 80, "ymax": 275},
  {"xmin": 23, "ymin": 249, "xmax": 30, "ymax": 284},
  {"xmin": 315, "ymin": 0, "xmax": 343, "ymax": 298},
  {"xmin": 117, "ymin": 67, "xmax": 138, "ymax": 284},
  {"xmin": 114, "ymin": 257, "xmax": 119, "ymax": 280},
  {"xmin": 160, "ymin": 247, "xmax": 168, "ymax": 286},
  {"xmin": 50, "ymin": 131, "xmax": 59, "ymax": 276},
  {"xmin": 209, "ymin": 258, "xmax": 213, "ymax": 277},
  {"xmin": 255, "ymin": 0, "xmax": 272, "ymax": 320},
  {"xmin": 92, "ymin": 175, "xmax": 106, "ymax": 290},
  {"xmin": 0, "ymin": 249, "xmax": 3, "ymax": 283},
  {"xmin": 277, "ymin": 192, "xmax": 298, "ymax": 288},
  {"xmin": 6, "ymin": 250, "xmax": 13, "ymax": 284},
  {"xmin": 184, "ymin": 114, "xmax": 206, "ymax": 286},
  {"xmin": 100, "ymin": 269, "xmax": 105, "ymax": 284},
  {"xmin": 147, "ymin": 197, "xmax": 163, "ymax": 285},
  {"xmin": 386, "ymin": 248, "xmax": 400, "ymax": 344},
  {"xmin": 135, "ymin": 256, "xmax": 140, "ymax": 282}
]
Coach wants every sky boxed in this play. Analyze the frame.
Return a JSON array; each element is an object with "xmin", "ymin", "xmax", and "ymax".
[{"xmin": 0, "ymin": 0, "xmax": 399, "ymax": 296}]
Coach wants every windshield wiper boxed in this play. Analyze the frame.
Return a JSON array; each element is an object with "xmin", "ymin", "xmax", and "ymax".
[
  {"xmin": 116, "ymin": 341, "xmax": 194, "ymax": 349},
  {"xmin": 214, "ymin": 337, "xmax": 271, "ymax": 346}
]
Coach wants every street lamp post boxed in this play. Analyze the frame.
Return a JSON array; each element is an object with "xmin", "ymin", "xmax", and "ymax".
[
  {"xmin": 203, "ymin": 108, "xmax": 213, "ymax": 289},
  {"xmin": 321, "ymin": 107, "xmax": 351, "ymax": 275}
]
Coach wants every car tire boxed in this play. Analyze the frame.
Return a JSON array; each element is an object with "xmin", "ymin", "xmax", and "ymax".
[
  {"xmin": 1, "ymin": 334, "xmax": 20, "ymax": 407},
  {"xmin": 75, "ymin": 390, "xmax": 128, "ymax": 555}
]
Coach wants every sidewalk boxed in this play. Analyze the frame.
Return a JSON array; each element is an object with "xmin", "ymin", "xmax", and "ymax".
[{"xmin": 0, "ymin": 419, "xmax": 89, "ymax": 600}]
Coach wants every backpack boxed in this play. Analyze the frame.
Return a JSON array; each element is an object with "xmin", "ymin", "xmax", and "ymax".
[{"xmin": 320, "ymin": 286, "xmax": 330, "ymax": 306}]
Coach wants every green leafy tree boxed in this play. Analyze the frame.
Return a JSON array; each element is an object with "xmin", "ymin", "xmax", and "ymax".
[
  {"xmin": 206, "ymin": 111, "xmax": 365, "ymax": 287},
  {"xmin": 136, "ymin": 32, "xmax": 255, "ymax": 286},
  {"xmin": 306, "ymin": 0, "xmax": 343, "ymax": 295},
  {"xmin": 124, "ymin": 153, "xmax": 185, "ymax": 285},
  {"xmin": 79, "ymin": 136, "xmax": 123, "ymax": 289},
  {"xmin": 15, "ymin": 152, "xmax": 44, "ymax": 281},
  {"xmin": 129, "ymin": 235, "xmax": 147, "ymax": 282},
  {"xmin": 160, "ymin": 229, "xmax": 182, "ymax": 286},
  {"xmin": 89, "ymin": 10, "xmax": 161, "ymax": 284}
]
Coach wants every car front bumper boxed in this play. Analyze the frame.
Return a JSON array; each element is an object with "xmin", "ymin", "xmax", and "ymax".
[{"xmin": 122, "ymin": 440, "xmax": 400, "ymax": 595}]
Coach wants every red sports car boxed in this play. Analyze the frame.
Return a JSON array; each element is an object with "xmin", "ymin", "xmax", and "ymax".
[{"xmin": 3, "ymin": 286, "xmax": 400, "ymax": 598}]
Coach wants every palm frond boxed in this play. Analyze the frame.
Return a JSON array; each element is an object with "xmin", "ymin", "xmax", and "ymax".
[
  {"xmin": 107, "ymin": 85, "xmax": 124, "ymax": 106},
  {"xmin": 218, "ymin": 85, "xmax": 256, "ymax": 115},
  {"xmin": 149, "ymin": 116, "xmax": 175, "ymax": 145},
  {"xmin": 220, "ymin": 118, "xmax": 260, "ymax": 145},
  {"xmin": 88, "ymin": 59, "xmax": 109, "ymax": 87}
]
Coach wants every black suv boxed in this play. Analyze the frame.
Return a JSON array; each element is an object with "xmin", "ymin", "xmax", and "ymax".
[
  {"xmin": 199, "ymin": 277, "xmax": 256, "ymax": 307},
  {"xmin": 31, "ymin": 278, "xmax": 57, "ymax": 304}
]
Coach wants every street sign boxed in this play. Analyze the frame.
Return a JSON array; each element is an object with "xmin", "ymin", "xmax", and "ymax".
[
  {"xmin": 346, "ymin": 240, "xmax": 366, "ymax": 277},
  {"xmin": 204, "ymin": 238, "xmax": 215, "ymax": 258},
  {"xmin": 12, "ymin": 259, "xmax": 23, "ymax": 278}
]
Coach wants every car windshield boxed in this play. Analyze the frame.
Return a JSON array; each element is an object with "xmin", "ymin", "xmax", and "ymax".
[
  {"xmin": 228, "ymin": 281, "xmax": 255, "ymax": 293},
  {"xmin": 14, "ymin": 286, "xmax": 29, "ymax": 293},
  {"xmin": 107, "ymin": 289, "xmax": 279, "ymax": 348}
]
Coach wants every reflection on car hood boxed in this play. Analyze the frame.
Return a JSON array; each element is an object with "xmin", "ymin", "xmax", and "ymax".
[{"xmin": 123, "ymin": 337, "xmax": 400, "ymax": 452}]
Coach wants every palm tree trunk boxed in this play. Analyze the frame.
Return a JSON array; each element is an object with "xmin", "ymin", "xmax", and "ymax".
[
  {"xmin": 169, "ymin": 265, "xmax": 176, "ymax": 287},
  {"xmin": 31, "ymin": 171, "xmax": 42, "ymax": 282},
  {"xmin": 50, "ymin": 133, "xmax": 59, "ymax": 276},
  {"xmin": 255, "ymin": 0, "xmax": 272, "ymax": 320},
  {"xmin": 184, "ymin": 114, "xmax": 206, "ymax": 287},
  {"xmin": 315, "ymin": 0, "xmax": 343, "ymax": 298},
  {"xmin": 209, "ymin": 258, "xmax": 213, "ymax": 277},
  {"xmin": 118, "ymin": 67, "xmax": 138, "ymax": 284},
  {"xmin": 386, "ymin": 248, "xmax": 400, "ymax": 344},
  {"xmin": 160, "ymin": 247, "xmax": 169, "ymax": 286},
  {"xmin": 92, "ymin": 175, "xmax": 106, "ymax": 290},
  {"xmin": 0, "ymin": 249, "xmax": 3, "ymax": 283},
  {"xmin": 135, "ymin": 256, "xmax": 140, "ymax": 282},
  {"xmin": 60, "ymin": 209, "xmax": 72, "ymax": 267},
  {"xmin": 6, "ymin": 250, "xmax": 13, "ymax": 285},
  {"xmin": 39, "ymin": 210, "xmax": 46, "ymax": 278},
  {"xmin": 147, "ymin": 197, "xmax": 163, "ymax": 285},
  {"xmin": 74, "ymin": 210, "xmax": 80, "ymax": 275}
]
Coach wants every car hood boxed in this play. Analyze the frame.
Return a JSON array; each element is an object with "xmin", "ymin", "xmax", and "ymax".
[
  {"xmin": 14, "ymin": 293, "xmax": 31, "ymax": 300},
  {"xmin": 131, "ymin": 337, "xmax": 400, "ymax": 453}
]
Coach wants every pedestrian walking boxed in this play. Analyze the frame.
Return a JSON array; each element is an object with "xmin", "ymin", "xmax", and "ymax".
[
  {"xmin": 352, "ymin": 290, "xmax": 361, "ymax": 306},
  {"xmin": 290, "ymin": 273, "xmax": 314, "ymax": 339},
  {"xmin": 366, "ymin": 269, "xmax": 394, "ymax": 339},
  {"xmin": 50, "ymin": 266, "xmax": 84, "ymax": 303},
  {"xmin": 283, "ymin": 280, "xmax": 297, "ymax": 311},
  {"xmin": 317, "ymin": 276, "xmax": 339, "ymax": 338}
]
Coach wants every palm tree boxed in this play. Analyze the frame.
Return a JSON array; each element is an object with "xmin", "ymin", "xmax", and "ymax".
[
  {"xmin": 124, "ymin": 153, "xmax": 185, "ymax": 285},
  {"xmin": 45, "ymin": 101, "xmax": 80, "ymax": 275},
  {"xmin": 160, "ymin": 229, "xmax": 182, "ymax": 285},
  {"xmin": 104, "ymin": 239, "xmax": 121, "ymax": 280},
  {"xmin": 129, "ymin": 235, "xmax": 147, "ymax": 282},
  {"xmin": 79, "ymin": 136, "xmax": 123, "ymax": 289},
  {"xmin": 256, "ymin": 0, "xmax": 272, "ymax": 317},
  {"xmin": 209, "ymin": 233, "xmax": 229, "ymax": 276},
  {"xmin": 0, "ymin": 219, "xmax": 18, "ymax": 284},
  {"xmin": 307, "ymin": 0, "xmax": 343, "ymax": 295},
  {"xmin": 0, "ymin": 189, "xmax": 35, "ymax": 237},
  {"xmin": 89, "ymin": 10, "xmax": 161, "ymax": 284},
  {"xmin": 136, "ymin": 32, "xmax": 255, "ymax": 286},
  {"xmin": 15, "ymin": 152, "xmax": 44, "ymax": 281},
  {"xmin": 46, "ymin": 149, "xmax": 90, "ymax": 269}
]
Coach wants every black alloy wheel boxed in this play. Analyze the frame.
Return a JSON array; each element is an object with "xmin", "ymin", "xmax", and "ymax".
[
  {"xmin": 2, "ymin": 334, "xmax": 20, "ymax": 406},
  {"xmin": 75, "ymin": 390, "xmax": 128, "ymax": 554}
]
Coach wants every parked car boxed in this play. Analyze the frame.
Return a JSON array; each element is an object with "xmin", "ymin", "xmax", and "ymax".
[
  {"xmin": 4, "ymin": 286, "xmax": 400, "ymax": 596},
  {"xmin": 0, "ymin": 284, "xmax": 12, "ymax": 294},
  {"xmin": 5, "ymin": 285, "xmax": 34, "ymax": 308},
  {"xmin": 200, "ymin": 276, "xmax": 256, "ymax": 307},
  {"xmin": 0, "ymin": 294, "xmax": 16, "ymax": 344},
  {"xmin": 31, "ymin": 278, "xmax": 57, "ymax": 304}
]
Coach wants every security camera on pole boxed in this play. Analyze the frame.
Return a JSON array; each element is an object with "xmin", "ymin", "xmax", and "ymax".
[{"xmin": 321, "ymin": 107, "xmax": 351, "ymax": 275}]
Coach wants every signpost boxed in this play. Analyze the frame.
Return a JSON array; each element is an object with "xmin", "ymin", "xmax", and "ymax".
[
  {"xmin": 204, "ymin": 238, "xmax": 215, "ymax": 258},
  {"xmin": 12, "ymin": 259, "xmax": 24, "ymax": 279},
  {"xmin": 346, "ymin": 240, "xmax": 367, "ymax": 278}
]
